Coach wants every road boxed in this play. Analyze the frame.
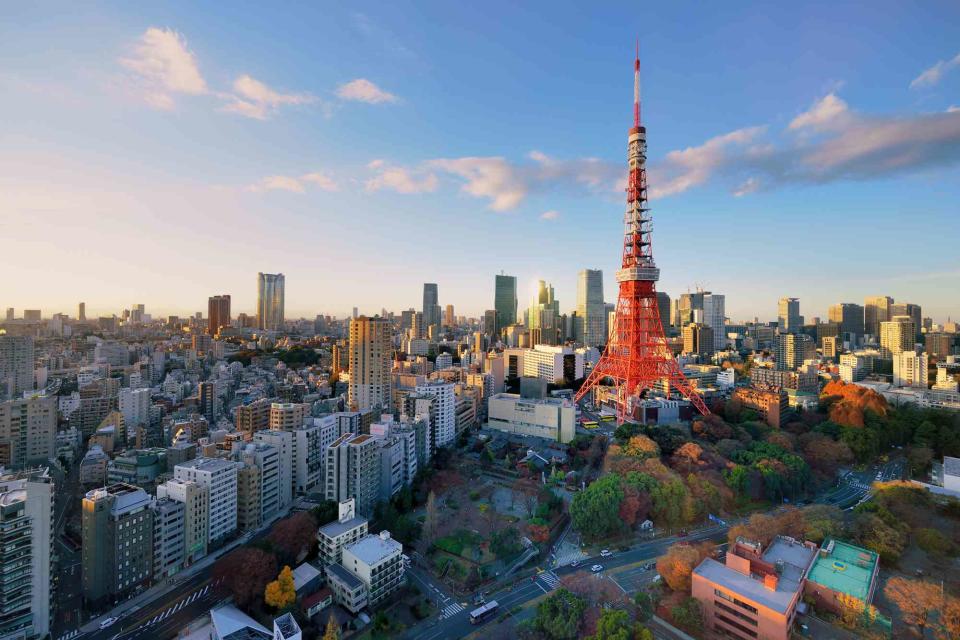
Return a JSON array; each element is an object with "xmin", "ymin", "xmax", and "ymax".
[{"xmin": 80, "ymin": 574, "xmax": 225, "ymax": 640}]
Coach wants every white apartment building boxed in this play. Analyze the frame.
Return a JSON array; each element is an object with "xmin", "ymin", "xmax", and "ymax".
[
  {"xmin": 894, "ymin": 351, "xmax": 928, "ymax": 388},
  {"xmin": 317, "ymin": 499, "xmax": 369, "ymax": 565},
  {"xmin": 119, "ymin": 387, "xmax": 151, "ymax": 429},
  {"xmin": 156, "ymin": 478, "xmax": 208, "ymax": 563},
  {"xmin": 415, "ymin": 381, "xmax": 456, "ymax": 448},
  {"xmin": 341, "ymin": 531, "xmax": 405, "ymax": 607},
  {"xmin": 521, "ymin": 344, "xmax": 584, "ymax": 383},
  {"xmin": 253, "ymin": 429, "xmax": 294, "ymax": 508},
  {"xmin": 174, "ymin": 458, "xmax": 238, "ymax": 545},
  {"xmin": 0, "ymin": 467, "xmax": 53, "ymax": 640}
]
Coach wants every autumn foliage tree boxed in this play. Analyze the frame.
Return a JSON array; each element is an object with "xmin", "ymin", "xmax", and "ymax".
[
  {"xmin": 884, "ymin": 577, "xmax": 941, "ymax": 635},
  {"xmin": 264, "ymin": 565, "xmax": 297, "ymax": 609},
  {"xmin": 212, "ymin": 547, "xmax": 277, "ymax": 610},
  {"xmin": 821, "ymin": 380, "xmax": 889, "ymax": 428},
  {"xmin": 268, "ymin": 511, "xmax": 318, "ymax": 565},
  {"xmin": 322, "ymin": 616, "xmax": 341, "ymax": 640},
  {"xmin": 656, "ymin": 542, "xmax": 714, "ymax": 592}
]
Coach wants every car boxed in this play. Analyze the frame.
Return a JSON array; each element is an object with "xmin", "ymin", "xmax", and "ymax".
[
  {"xmin": 653, "ymin": 574, "xmax": 662, "ymax": 583},
  {"xmin": 600, "ymin": 549, "xmax": 612, "ymax": 557},
  {"xmin": 591, "ymin": 564, "xmax": 604, "ymax": 573},
  {"xmin": 99, "ymin": 617, "xmax": 118, "ymax": 630},
  {"xmin": 570, "ymin": 560, "xmax": 580, "ymax": 567}
]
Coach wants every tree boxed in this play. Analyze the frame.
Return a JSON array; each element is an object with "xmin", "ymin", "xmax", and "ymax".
[
  {"xmin": 650, "ymin": 479, "xmax": 693, "ymax": 529},
  {"xmin": 264, "ymin": 565, "xmax": 297, "ymax": 609},
  {"xmin": 533, "ymin": 588, "xmax": 587, "ymax": 640},
  {"xmin": 212, "ymin": 547, "xmax": 277, "ymax": 610},
  {"xmin": 587, "ymin": 609, "xmax": 652, "ymax": 640},
  {"xmin": 420, "ymin": 490, "xmax": 439, "ymax": 551},
  {"xmin": 491, "ymin": 526, "xmax": 523, "ymax": 557},
  {"xmin": 311, "ymin": 500, "xmax": 339, "ymax": 527},
  {"xmin": 670, "ymin": 597, "xmax": 703, "ymax": 634},
  {"xmin": 623, "ymin": 435, "xmax": 660, "ymax": 459},
  {"xmin": 322, "ymin": 616, "xmax": 340, "ymax": 640},
  {"xmin": 884, "ymin": 577, "xmax": 942, "ymax": 634},
  {"xmin": 634, "ymin": 591, "xmax": 653, "ymax": 622},
  {"xmin": 656, "ymin": 542, "xmax": 713, "ymax": 592},
  {"xmin": 571, "ymin": 475, "xmax": 625, "ymax": 541},
  {"xmin": 268, "ymin": 511, "xmax": 318, "ymax": 565},
  {"xmin": 914, "ymin": 528, "xmax": 956, "ymax": 557}
]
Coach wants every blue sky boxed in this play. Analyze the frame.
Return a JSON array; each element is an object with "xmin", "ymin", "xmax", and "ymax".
[{"xmin": 2, "ymin": 1, "xmax": 959, "ymax": 322}]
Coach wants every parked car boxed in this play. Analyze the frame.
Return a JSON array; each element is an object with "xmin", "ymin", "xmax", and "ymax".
[
  {"xmin": 600, "ymin": 549, "xmax": 612, "ymax": 557},
  {"xmin": 591, "ymin": 564, "xmax": 604, "ymax": 573}
]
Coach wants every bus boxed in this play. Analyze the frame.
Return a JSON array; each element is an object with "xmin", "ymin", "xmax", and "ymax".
[
  {"xmin": 600, "ymin": 415, "xmax": 615, "ymax": 422},
  {"xmin": 469, "ymin": 600, "xmax": 499, "ymax": 624},
  {"xmin": 583, "ymin": 421, "xmax": 598, "ymax": 429}
]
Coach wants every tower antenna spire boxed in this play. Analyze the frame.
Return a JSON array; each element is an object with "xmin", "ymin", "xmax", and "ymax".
[{"xmin": 633, "ymin": 40, "xmax": 641, "ymax": 127}]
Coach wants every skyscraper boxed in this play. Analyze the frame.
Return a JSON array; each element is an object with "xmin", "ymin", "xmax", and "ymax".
[
  {"xmin": 677, "ymin": 292, "xmax": 704, "ymax": 327},
  {"xmin": 702, "ymin": 293, "xmax": 726, "ymax": 351},
  {"xmin": 576, "ymin": 269, "xmax": 605, "ymax": 348},
  {"xmin": 529, "ymin": 280, "xmax": 560, "ymax": 346},
  {"xmin": 256, "ymin": 272, "xmax": 285, "ymax": 331},
  {"xmin": 778, "ymin": 297, "xmax": 801, "ymax": 334},
  {"xmin": 0, "ymin": 336, "xmax": 34, "ymax": 401},
  {"xmin": 656, "ymin": 292, "xmax": 671, "ymax": 331},
  {"xmin": 348, "ymin": 317, "xmax": 393, "ymax": 412},
  {"xmin": 891, "ymin": 302, "xmax": 922, "ymax": 339},
  {"xmin": 682, "ymin": 323, "xmax": 715, "ymax": 358},
  {"xmin": 828, "ymin": 303, "xmax": 864, "ymax": 339},
  {"xmin": 422, "ymin": 283, "xmax": 441, "ymax": 329},
  {"xmin": 78, "ymin": 301, "xmax": 86, "ymax": 321},
  {"xmin": 864, "ymin": 296, "xmax": 893, "ymax": 337},
  {"xmin": 443, "ymin": 304, "xmax": 455, "ymax": 327},
  {"xmin": 207, "ymin": 294, "xmax": 231, "ymax": 336},
  {"xmin": 880, "ymin": 316, "xmax": 914, "ymax": 360},
  {"xmin": 775, "ymin": 333, "xmax": 816, "ymax": 371},
  {"xmin": 494, "ymin": 273, "xmax": 518, "ymax": 331}
]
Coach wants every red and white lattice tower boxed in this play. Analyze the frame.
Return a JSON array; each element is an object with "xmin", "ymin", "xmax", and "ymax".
[{"xmin": 574, "ymin": 49, "xmax": 710, "ymax": 422}]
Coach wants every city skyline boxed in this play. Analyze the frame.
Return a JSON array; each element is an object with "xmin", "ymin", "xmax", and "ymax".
[{"xmin": 3, "ymin": 3, "xmax": 960, "ymax": 320}]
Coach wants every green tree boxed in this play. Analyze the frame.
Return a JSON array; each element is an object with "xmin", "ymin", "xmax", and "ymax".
[
  {"xmin": 634, "ymin": 592, "xmax": 653, "ymax": 622},
  {"xmin": 651, "ymin": 479, "xmax": 692, "ymax": 528},
  {"xmin": 670, "ymin": 597, "xmax": 703, "ymax": 634},
  {"xmin": 570, "ymin": 475, "xmax": 625, "ymax": 541},
  {"xmin": 587, "ymin": 609, "xmax": 652, "ymax": 640},
  {"xmin": 533, "ymin": 588, "xmax": 587, "ymax": 640}
]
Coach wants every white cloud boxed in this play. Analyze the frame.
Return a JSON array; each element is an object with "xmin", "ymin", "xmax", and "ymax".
[
  {"xmin": 221, "ymin": 74, "xmax": 316, "ymax": 119},
  {"xmin": 427, "ymin": 157, "xmax": 528, "ymax": 211},
  {"xmin": 247, "ymin": 171, "xmax": 338, "ymax": 194},
  {"xmin": 649, "ymin": 127, "xmax": 766, "ymax": 198},
  {"xmin": 365, "ymin": 165, "xmax": 438, "ymax": 194},
  {"xmin": 539, "ymin": 210, "xmax": 560, "ymax": 221},
  {"xmin": 301, "ymin": 172, "xmax": 338, "ymax": 192},
  {"xmin": 910, "ymin": 52, "xmax": 960, "ymax": 89},
  {"xmin": 733, "ymin": 177, "xmax": 761, "ymax": 197},
  {"xmin": 336, "ymin": 78, "xmax": 398, "ymax": 104},
  {"xmin": 789, "ymin": 93, "xmax": 850, "ymax": 132},
  {"xmin": 120, "ymin": 27, "xmax": 207, "ymax": 109},
  {"xmin": 948, "ymin": 105, "xmax": 960, "ymax": 113}
]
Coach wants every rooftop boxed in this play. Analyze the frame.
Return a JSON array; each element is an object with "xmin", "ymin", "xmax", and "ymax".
[
  {"xmin": 806, "ymin": 539, "xmax": 878, "ymax": 602},
  {"xmin": 211, "ymin": 604, "xmax": 271, "ymax": 640},
  {"xmin": 345, "ymin": 531, "xmax": 402, "ymax": 566},
  {"xmin": 944, "ymin": 456, "xmax": 960, "ymax": 478},
  {"xmin": 318, "ymin": 515, "xmax": 368, "ymax": 540},
  {"xmin": 325, "ymin": 562, "xmax": 364, "ymax": 590},
  {"xmin": 175, "ymin": 457, "xmax": 237, "ymax": 473},
  {"xmin": 292, "ymin": 562, "xmax": 322, "ymax": 590}
]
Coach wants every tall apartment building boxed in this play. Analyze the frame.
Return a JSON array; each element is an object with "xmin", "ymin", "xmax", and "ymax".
[
  {"xmin": 82, "ymin": 483, "xmax": 154, "ymax": 609},
  {"xmin": 891, "ymin": 302, "xmax": 922, "ymax": 339},
  {"xmin": 151, "ymin": 498, "xmax": 185, "ymax": 579},
  {"xmin": 0, "ymin": 467, "xmax": 54, "ymax": 639},
  {"xmin": 777, "ymin": 297, "xmax": 801, "ymax": 334},
  {"xmin": 254, "ymin": 429, "xmax": 294, "ymax": 508},
  {"xmin": 173, "ymin": 458, "xmax": 238, "ymax": 546},
  {"xmin": 198, "ymin": 381, "xmax": 217, "ymax": 425},
  {"xmin": 256, "ymin": 272, "xmax": 285, "ymax": 331},
  {"xmin": 494, "ymin": 273, "xmax": 518, "ymax": 330},
  {"xmin": 576, "ymin": 269, "xmax": 606, "ymax": 348},
  {"xmin": 119, "ymin": 387, "xmax": 151, "ymax": 430},
  {"xmin": 317, "ymin": 499, "xmax": 368, "ymax": 565},
  {"xmin": 864, "ymin": 296, "xmax": 893, "ymax": 337},
  {"xmin": 269, "ymin": 402, "xmax": 309, "ymax": 431},
  {"xmin": 520, "ymin": 344, "xmax": 584, "ymax": 385},
  {"xmin": 0, "ymin": 395, "xmax": 56, "ymax": 468},
  {"xmin": 683, "ymin": 323, "xmax": 715, "ymax": 358},
  {"xmin": 348, "ymin": 316, "xmax": 393, "ymax": 412},
  {"xmin": 325, "ymin": 433, "xmax": 380, "ymax": 516},
  {"xmin": 414, "ymin": 381, "xmax": 456, "ymax": 449},
  {"xmin": 156, "ymin": 479, "xmax": 208, "ymax": 564},
  {"xmin": 926, "ymin": 332, "xmax": 954, "ymax": 360},
  {"xmin": 207, "ymin": 294, "xmax": 231, "ymax": 336},
  {"xmin": 0, "ymin": 336, "xmax": 34, "ymax": 401},
  {"xmin": 234, "ymin": 442, "xmax": 280, "ymax": 531},
  {"xmin": 775, "ymin": 333, "xmax": 815, "ymax": 371},
  {"xmin": 702, "ymin": 294, "xmax": 726, "ymax": 351},
  {"xmin": 893, "ymin": 351, "xmax": 928, "ymax": 388},
  {"xmin": 828, "ymin": 303, "xmax": 865, "ymax": 339},
  {"xmin": 880, "ymin": 316, "xmax": 915, "ymax": 360},
  {"xmin": 234, "ymin": 398, "xmax": 271, "ymax": 440}
]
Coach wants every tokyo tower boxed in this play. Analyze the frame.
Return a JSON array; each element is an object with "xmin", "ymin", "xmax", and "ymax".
[{"xmin": 575, "ymin": 50, "xmax": 710, "ymax": 422}]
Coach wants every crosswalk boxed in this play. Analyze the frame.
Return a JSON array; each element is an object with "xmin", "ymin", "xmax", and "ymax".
[
  {"xmin": 56, "ymin": 630, "xmax": 81, "ymax": 640},
  {"xmin": 440, "ymin": 602, "xmax": 465, "ymax": 619},
  {"xmin": 134, "ymin": 584, "xmax": 211, "ymax": 631},
  {"xmin": 554, "ymin": 548, "xmax": 587, "ymax": 568},
  {"xmin": 539, "ymin": 570, "xmax": 561, "ymax": 589}
]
